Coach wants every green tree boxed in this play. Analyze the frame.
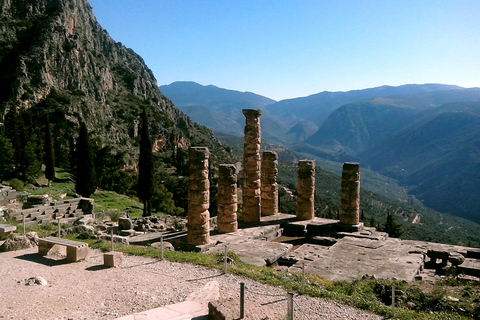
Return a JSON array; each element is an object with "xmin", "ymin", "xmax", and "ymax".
[
  {"xmin": 44, "ymin": 118, "xmax": 55, "ymax": 185},
  {"xmin": 383, "ymin": 211, "xmax": 404, "ymax": 238},
  {"xmin": 75, "ymin": 122, "xmax": 96, "ymax": 197},
  {"xmin": 138, "ymin": 109, "xmax": 154, "ymax": 217},
  {"xmin": 0, "ymin": 132, "xmax": 14, "ymax": 182},
  {"xmin": 151, "ymin": 184, "xmax": 184, "ymax": 215},
  {"xmin": 18, "ymin": 121, "xmax": 41, "ymax": 182},
  {"xmin": 94, "ymin": 145, "xmax": 125, "ymax": 190}
]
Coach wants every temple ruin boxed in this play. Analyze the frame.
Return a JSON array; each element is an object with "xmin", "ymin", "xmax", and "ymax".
[
  {"xmin": 261, "ymin": 151, "xmax": 278, "ymax": 216},
  {"xmin": 217, "ymin": 164, "xmax": 238, "ymax": 233},
  {"xmin": 340, "ymin": 162, "xmax": 361, "ymax": 226},
  {"xmin": 242, "ymin": 109, "xmax": 262, "ymax": 223},
  {"xmin": 296, "ymin": 160, "xmax": 315, "ymax": 220},
  {"xmin": 187, "ymin": 147, "xmax": 210, "ymax": 245}
]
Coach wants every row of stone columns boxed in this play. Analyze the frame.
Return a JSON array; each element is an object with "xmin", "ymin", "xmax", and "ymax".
[{"xmin": 187, "ymin": 109, "xmax": 361, "ymax": 245}]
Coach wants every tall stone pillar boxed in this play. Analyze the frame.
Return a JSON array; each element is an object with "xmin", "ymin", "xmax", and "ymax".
[
  {"xmin": 217, "ymin": 164, "xmax": 238, "ymax": 233},
  {"xmin": 187, "ymin": 147, "xmax": 210, "ymax": 245},
  {"xmin": 261, "ymin": 151, "xmax": 278, "ymax": 216},
  {"xmin": 296, "ymin": 160, "xmax": 315, "ymax": 220},
  {"xmin": 242, "ymin": 109, "xmax": 262, "ymax": 223},
  {"xmin": 340, "ymin": 162, "xmax": 360, "ymax": 225}
]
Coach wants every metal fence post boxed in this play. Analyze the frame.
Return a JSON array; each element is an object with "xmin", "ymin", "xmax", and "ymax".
[
  {"xmin": 160, "ymin": 235, "xmax": 164, "ymax": 260},
  {"xmin": 224, "ymin": 244, "xmax": 228, "ymax": 273},
  {"xmin": 287, "ymin": 292, "xmax": 294, "ymax": 320},
  {"xmin": 301, "ymin": 260, "xmax": 306, "ymax": 294},
  {"xmin": 240, "ymin": 282, "xmax": 245, "ymax": 319},
  {"xmin": 111, "ymin": 229, "xmax": 114, "ymax": 252},
  {"xmin": 22, "ymin": 213, "xmax": 25, "ymax": 235}
]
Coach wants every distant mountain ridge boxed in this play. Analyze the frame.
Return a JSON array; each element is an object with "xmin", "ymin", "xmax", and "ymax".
[
  {"xmin": 160, "ymin": 81, "xmax": 292, "ymax": 143},
  {"xmin": 163, "ymin": 81, "xmax": 480, "ymax": 224},
  {"xmin": 265, "ymin": 83, "xmax": 463, "ymax": 127}
]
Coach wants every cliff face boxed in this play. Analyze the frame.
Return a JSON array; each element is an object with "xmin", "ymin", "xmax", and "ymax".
[{"xmin": 0, "ymin": 0, "xmax": 223, "ymax": 161}]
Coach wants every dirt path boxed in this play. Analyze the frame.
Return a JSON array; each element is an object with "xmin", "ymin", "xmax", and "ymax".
[{"xmin": 0, "ymin": 247, "xmax": 381, "ymax": 320}]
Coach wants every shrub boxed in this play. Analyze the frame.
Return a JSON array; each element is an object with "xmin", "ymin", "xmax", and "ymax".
[
  {"xmin": 107, "ymin": 209, "xmax": 121, "ymax": 222},
  {"xmin": 8, "ymin": 178, "xmax": 25, "ymax": 191}
]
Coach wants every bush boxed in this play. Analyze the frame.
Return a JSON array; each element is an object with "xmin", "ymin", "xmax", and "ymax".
[
  {"xmin": 8, "ymin": 178, "xmax": 25, "ymax": 191},
  {"xmin": 107, "ymin": 209, "xmax": 121, "ymax": 222}
]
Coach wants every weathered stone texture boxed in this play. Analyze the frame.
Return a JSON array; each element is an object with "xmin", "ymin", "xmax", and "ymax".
[
  {"xmin": 261, "ymin": 151, "xmax": 278, "ymax": 216},
  {"xmin": 242, "ymin": 109, "xmax": 262, "ymax": 223},
  {"xmin": 187, "ymin": 147, "xmax": 210, "ymax": 245},
  {"xmin": 217, "ymin": 164, "xmax": 238, "ymax": 233},
  {"xmin": 340, "ymin": 162, "xmax": 360, "ymax": 225},
  {"xmin": 296, "ymin": 160, "xmax": 315, "ymax": 220}
]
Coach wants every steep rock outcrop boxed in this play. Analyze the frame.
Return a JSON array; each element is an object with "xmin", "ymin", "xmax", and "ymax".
[{"xmin": 0, "ymin": 0, "xmax": 226, "ymax": 162}]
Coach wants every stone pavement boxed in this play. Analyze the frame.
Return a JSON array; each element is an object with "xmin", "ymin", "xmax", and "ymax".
[
  {"xmin": 285, "ymin": 237, "xmax": 424, "ymax": 282},
  {"xmin": 165, "ymin": 214, "xmax": 480, "ymax": 282},
  {"xmin": 115, "ymin": 281, "xmax": 219, "ymax": 320}
]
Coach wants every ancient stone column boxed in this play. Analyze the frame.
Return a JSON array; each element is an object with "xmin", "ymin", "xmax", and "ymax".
[
  {"xmin": 242, "ymin": 109, "xmax": 262, "ymax": 223},
  {"xmin": 217, "ymin": 164, "xmax": 238, "ymax": 233},
  {"xmin": 296, "ymin": 160, "xmax": 315, "ymax": 220},
  {"xmin": 340, "ymin": 162, "xmax": 361, "ymax": 225},
  {"xmin": 261, "ymin": 151, "xmax": 278, "ymax": 216},
  {"xmin": 187, "ymin": 147, "xmax": 210, "ymax": 245}
]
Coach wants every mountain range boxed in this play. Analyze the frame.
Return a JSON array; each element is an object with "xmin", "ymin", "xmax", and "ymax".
[{"xmin": 160, "ymin": 81, "xmax": 480, "ymax": 223}]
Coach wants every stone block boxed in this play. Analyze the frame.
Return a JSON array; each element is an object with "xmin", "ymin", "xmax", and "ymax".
[{"xmin": 104, "ymin": 251, "xmax": 123, "ymax": 267}]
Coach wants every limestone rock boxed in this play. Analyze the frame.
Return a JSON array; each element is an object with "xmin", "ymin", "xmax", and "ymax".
[
  {"xmin": 118, "ymin": 217, "xmax": 134, "ymax": 230},
  {"xmin": 151, "ymin": 241, "xmax": 175, "ymax": 251},
  {"xmin": 0, "ymin": 232, "xmax": 39, "ymax": 252},
  {"xmin": 25, "ymin": 276, "xmax": 48, "ymax": 286}
]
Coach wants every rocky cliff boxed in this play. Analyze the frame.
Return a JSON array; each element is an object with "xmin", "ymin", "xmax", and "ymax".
[{"xmin": 0, "ymin": 0, "xmax": 227, "ymax": 162}]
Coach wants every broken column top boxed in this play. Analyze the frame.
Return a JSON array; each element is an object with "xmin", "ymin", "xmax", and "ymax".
[
  {"xmin": 219, "ymin": 164, "xmax": 236, "ymax": 176},
  {"xmin": 298, "ymin": 160, "xmax": 315, "ymax": 170},
  {"xmin": 189, "ymin": 147, "xmax": 210, "ymax": 158},
  {"xmin": 343, "ymin": 162, "xmax": 360, "ymax": 169},
  {"xmin": 242, "ymin": 109, "xmax": 262, "ymax": 117},
  {"xmin": 262, "ymin": 151, "xmax": 278, "ymax": 161},
  {"xmin": 342, "ymin": 162, "xmax": 360, "ymax": 180}
]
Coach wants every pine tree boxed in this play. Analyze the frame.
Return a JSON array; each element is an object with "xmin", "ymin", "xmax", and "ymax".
[
  {"xmin": 75, "ymin": 122, "xmax": 96, "ymax": 197},
  {"xmin": 383, "ymin": 211, "xmax": 404, "ymax": 238},
  {"xmin": 44, "ymin": 118, "xmax": 55, "ymax": 185},
  {"xmin": 18, "ymin": 118, "xmax": 41, "ymax": 182},
  {"xmin": 0, "ymin": 131, "xmax": 15, "ymax": 182},
  {"xmin": 138, "ymin": 109, "xmax": 154, "ymax": 217}
]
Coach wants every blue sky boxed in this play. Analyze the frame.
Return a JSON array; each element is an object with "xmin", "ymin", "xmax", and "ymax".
[{"xmin": 89, "ymin": 0, "xmax": 480, "ymax": 101}]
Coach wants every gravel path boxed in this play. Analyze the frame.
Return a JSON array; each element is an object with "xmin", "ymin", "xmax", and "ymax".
[{"xmin": 0, "ymin": 247, "xmax": 382, "ymax": 320}]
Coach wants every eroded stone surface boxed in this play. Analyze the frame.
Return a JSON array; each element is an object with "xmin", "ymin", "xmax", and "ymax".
[
  {"xmin": 261, "ymin": 151, "xmax": 278, "ymax": 216},
  {"xmin": 340, "ymin": 162, "xmax": 360, "ymax": 225},
  {"xmin": 286, "ymin": 238, "xmax": 424, "ymax": 282},
  {"xmin": 218, "ymin": 164, "xmax": 238, "ymax": 233},
  {"xmin": 242, "ymin": 109, "xmax": 262, "ymax": 223},
  {"xmin": 188, "ymin": 147, "xmax": 210, "ymax": 245},
  {"xmin": 296, "ymin": 160, "xmax": 315, "ymax": 220}
]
